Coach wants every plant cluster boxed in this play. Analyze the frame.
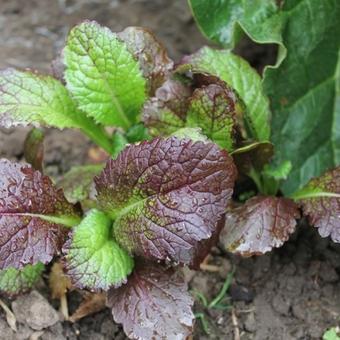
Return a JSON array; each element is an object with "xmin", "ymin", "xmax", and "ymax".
[{"xmin": 0, "ymin": 0, "xmax": 339, "ymax": 338}]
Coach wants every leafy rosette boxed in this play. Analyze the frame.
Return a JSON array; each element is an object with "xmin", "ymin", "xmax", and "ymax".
[
  {"xmin": 0, "ymin": 159, "xmax": 80, "ymax": 269},
  {"xmin": 293, "ymin": 167, "xmax": 340, "ymax": 241},
  {"xmin": 108, "ymin": 261, "xmax": 195, "ymax": 340},
  {"xmin": 96, "ymin": 136, "xmax": 237, "ymax": 266},
  {"xmin": 221, "ymin": 196, "xmax": 300, "ymax": 256}
]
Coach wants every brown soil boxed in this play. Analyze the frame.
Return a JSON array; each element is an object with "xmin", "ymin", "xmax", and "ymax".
[{"xmin": 1, "ymin": 1, "xmax": 339, "ymax": 339}]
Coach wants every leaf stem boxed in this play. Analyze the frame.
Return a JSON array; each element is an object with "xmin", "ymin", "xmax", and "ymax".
[{"xmin": 80, "ymin": 125, "xmax": 113, "ymax": 155}]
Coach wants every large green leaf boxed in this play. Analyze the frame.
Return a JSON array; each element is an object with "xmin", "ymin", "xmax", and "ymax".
[
  {"xmin": 64, "ymin": 21, "xmax": 146, "ymax": 129},
  {"xmin": 264, "ymin": 0, "xmax": 340, "ymax": 194},
  {"xmin": 188, "ymin": 0, "xmax": 284, "ymax": 53},
  {"xmin": 0, "ymin": 69, "xmax": 112, "ymax": 153},
  {"xmin": 177, "ymin": 47, "xmax": 271, "ymax": 141}
]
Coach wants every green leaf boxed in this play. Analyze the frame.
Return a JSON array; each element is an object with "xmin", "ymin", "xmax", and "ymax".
[
  {"xmin": 63, "ymin": 209, "xmax": 134, "ymax": 291},
  {"xmin": 264, "ymin": 0, "xmax": 340, "ymax": 194},
  {"xmin": 186, "ymin": 84, "xmax": 237, "ymax": 151},
  {"xmin": 0, "ymin": 263, "xmax": 44, "ymax": 296},
  {"xmin": 177, "ymin": 47, "xmax": 271, "ymax": 141},
  {"xmin": 64, "ymin": 21, "xmax": 146, "ymax": 129},
  {"xmin": 263, "ymin": 161, "xmax": 292, "ymax": 181},
  {"xmin": 188, "ymin": 0, "xmax": 284, "ymax": 52},
  {"xmin": 171, "ymin": 127, "xmax": 208, "ymax": 143},
  {"xmin": 0, "ymin": 69, "xmax": 113, "ymax": 153},
  {"xmin": 323, "ymin": 327, "xmax": 340, "ymax": 340}
]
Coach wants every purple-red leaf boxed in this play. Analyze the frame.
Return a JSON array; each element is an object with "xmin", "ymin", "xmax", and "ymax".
[
  {"xmin": 0, "ymin": 159, "xmax": 80, "ymax": 269},
  {"xmin": 107, "ymin": 261, "xmax": 194, "ymax": 340},
  {"xmin": 221, "ymin": 196, "xmax": 300, "ymax": 256},
  {"xmin": 95, "ymin": 137, "xmax": 237, "ymax": 266},
  {"xmin": 296, "ymin": 167, "xmax": 340, "ymax": 242},
  {"xmin": 118, "ymin": 27, "xmax": 174, "ymax": 95},
  {"xmin": 142, "ymin": 79, "xmax": 191, "ymax": 137}
]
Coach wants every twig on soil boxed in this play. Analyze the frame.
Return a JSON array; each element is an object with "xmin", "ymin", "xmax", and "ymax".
[
  {"xmin": 0, "ymin": 298, "xmax": 17, "ymax": 332},
  {"xmin": 231, "ymin": 308, "xmax": 240, "ymax": 340},
  {"xmin": 200, "ymin": 255, "xmax": 221, "ymax": 272}
]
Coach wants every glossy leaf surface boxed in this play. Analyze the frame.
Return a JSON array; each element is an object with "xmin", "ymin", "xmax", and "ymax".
[
  {"xmin": 0, "ymin": 159, "xmax": 80, "ymax": 269},
  {"xmin": 96, "ymin": 137, "xmax": 237, "ymax": 265},
  {"xmin": 108, "ymin": 261, "xmax": 194, "ymax": 340},
  {"xmin": 295, "ymin": 167, "xmax": 340, "ymax": 242},
  {"xmin": 221, "ymin": 196, "xmax": 300, "ymax": 256}
]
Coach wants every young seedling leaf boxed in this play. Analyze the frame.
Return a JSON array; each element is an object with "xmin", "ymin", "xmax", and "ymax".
[
  {"xmin": 58, "ymin": 164, "xmax": 103, "ymax": 204},
  {"xmin": 63, "ymin": 209, "xmax": 134, "ymax": 291},
  {"xmin": 118, "ymin": 27, "xmax": 174, "ymax": 95},
  {"xmin": 292, "ymin": 167, "xmax": 340, "ymax": 242},
  {"xmin": 96, "ymin": 137, "xmax": 237, "ymax": 266},
  {"xmin": 0, "ymin": 263, "xmax": 44, "ymax": 297},
  {"xmin": 142, "ymin": 79, "xmax": 190, "ymax": 137},
  {"xmin": 64, "ymin": 21, "xmax": 146, "ymax": 128},
  {"xmin": 221, "ymin": 196, "xmax": 300, "ymax": 256},
  {"xmin": 0, "ymin": 69, "xmax": 112, "ymax": 153},
  {"xmin": 107, "ymin": 261, "xmax": 195, "ymax": 340},
  {"xmin": 0, "ymin": 159, "xmax": 80, "ymax": 269},
  {"xmin": 24, "ymin": 128, "xmax": 45, "ymax": 172},
  {"xmin": 186, "ymin": 84, "xmax": 237, "ymax": 151},
  {"xmin": 177, "ymin": 47, "xmax": 271, "ymax": 141}
]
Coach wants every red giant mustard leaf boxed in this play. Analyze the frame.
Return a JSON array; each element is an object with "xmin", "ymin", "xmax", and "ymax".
[
  {"xmin": 294, "ymin": 167, "xmax": 340, "ymax": 242},
  {"xmin": 186, "ymin": 83, "xmax": 237, "ymax": 151},
  {"xmin": 142, "ymin": 79, "xmax": 191, "ymax": 137},
  {"xmin": 107, "ymin": 261, "xmax": 194, "ymax": 340},
  {"xmin": 221, "ymin": 196, "xmax": 300, "ymax": 256},
  {"xmin": 118, "ymin": 27, "xmax": 174, "ymax": 95},
  {"xmin": 0, "ymin": 159, "xmax": 80, "ymax": 269},
  {"xmin": 95, "ymin": 137, "xmax": 237, "ymax": 266}
]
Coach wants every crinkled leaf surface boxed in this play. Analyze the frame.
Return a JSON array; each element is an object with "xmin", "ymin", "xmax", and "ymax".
[
  {"xmin": 264, "ymin": 0, "xmax": 340, "ymax": 194},
  {"xmin": 177, "ymin": 47, "xmax": 271, "ymax": 141},
  {"xmin": 189, "ymin": 0, "xmax": 283, "ymax": 50},
  {"xmin": 221, "ymin": 196, "xmax": 300, "ymax": 256},
  {"xmin": 24, "ymin": 128, "xmax": 44, "ymax": 172},
  {"xmin": 186, "ymin": 83, "xmax": 237, "ymax": 151},
  {"xmin": 59, "ymin": 164, "xmax": 103, "ymax": 204},
  {"xmin": 118, "ymin": 27, "xmax": 174, "ymax": 95},
  {"xmin": 96, "ymin": 137, "xmax": 237, "ymax": 265},
  {"xmin": 63, "ymin": 209, "xmax": 134, "ymax": 291},
  {"xmin": 294, "ymin": 167, "xmax": 340, "ymax": 242},
  {"xmin": 0, "ymin": 69, "xmax": 95, "ymax": 130},
  {"xmin": 142, "ymin": 79, "xmax": 190, "ymax": 137},
  {"xmin": 64, "ymin": 21, "xmax": 146, "ymax": 128},
  {"xmin": 108, "ymin": 261, "xmax": 194, "ymax": 340},
  {"xmin": 0, "ymin": 159, "xmax": 80, "ymax": 269},
  {"xmin": 0, "ymin": 263, "xmax": 44, "ymax": 296},
  {"xmin": 0, "ymin": 69, "xmax": 112, "ymax": 153}
]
